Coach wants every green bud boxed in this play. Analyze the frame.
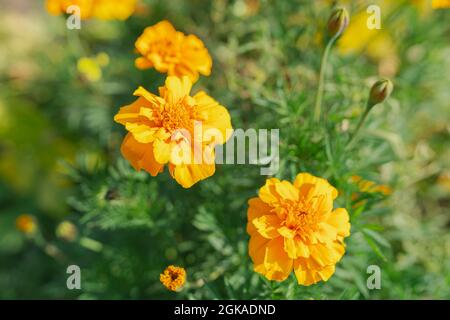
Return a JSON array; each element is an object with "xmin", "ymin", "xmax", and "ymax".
[
  {"xmin": 369, "ymin": 79, "xmax": 394, "ymax": 106},
  {"xmin": 327, "ymin": 8, "xmax": 349, "ymax": 38},
  {"xmin": 56, "ymin": 221, "xmax": 78, "ymax": 242}
]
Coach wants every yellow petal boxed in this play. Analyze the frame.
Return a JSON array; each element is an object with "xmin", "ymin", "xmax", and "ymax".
[
  {"xmin": 169, "ymin": 162, "xmax": 215, "ymax": 188},
  {"xmin": 125, "ymin": 123, "xmax": 157, "ymax": 144},
  {"xmin": 163, "ymin": 76, "xmax": 192, "ymax": 103},
  {"xmin": 294, "ymin": 258, "xmax": 336, "ymax": 286},
  {"xmin": 258, "ymin": 178, "xmax": 282, "ymax": 205},
  {"xmin": 316, "ymin": 222, "xmax": 339, "ymax": 244},
  {"xmin": 294, "ymin": 173, "xmax": 338, "ymax": 199},
  {"xmin": 193, "ymin": 91, "xmax": 233, "ymax": 144},
  {"xmin": 252, "ymin": 215, "xmax": 281, "ymax": 239},
  {"xmin": 153, "ymin": 139, "xmax": 171, "ymax": 164},
  {"xmin": 284, "ymin": 236, "xmax": 310, "ymax": 259},
  {"xmin": 326, "ymin": 208, "xmax": 351, "ymax": 237},
  {"xmin": 114, "ymin": 97, "xmax": 151, "ymax": 125},
  {"xmin": 274, "ymin": 180, "xmax": 299, "ymax": 201}
]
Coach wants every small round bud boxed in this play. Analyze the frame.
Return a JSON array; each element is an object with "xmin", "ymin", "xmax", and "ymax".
[
  {"xmin": 327, "ymin": 8, "xmax": 349, "ymax": 38},
  {"xmin": 16, "ymin": 214, "xmax": 37, "ymax": 235},
  {"xmin": 56, "ymin": 221, "xmax": 78, "ymax": 242},
  {"xmin": 369, "ymin": 79, "xmax": 394, "ymax": 106}
]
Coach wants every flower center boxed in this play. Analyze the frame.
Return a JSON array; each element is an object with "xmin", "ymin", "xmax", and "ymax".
[
  {"xmin": 281, "ymin": 196, "xmax": 324, "ymax": 232},
  {"xmin": 169, "ymin": 270, "xmax": 179, "ymax": 281},
  {"xmin": 155, "ymin": 100, "xmax": 195, "ymax": 133},
  {"xmin": 153, "ymin": 39, "xmax": 181, "ymax": 63}
]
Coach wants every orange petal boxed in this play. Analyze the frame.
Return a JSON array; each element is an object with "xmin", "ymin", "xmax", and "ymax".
[
  {"xmin": 121, "ymin": 133, "xmax": 163, "ymax": 176},
  {"xmin": 247, "ymin": 198, "xmax": 273, "ymax": 235},
  {"xmin": 248, "ymin": 233, "xmax": 270, "ymax": 268},
  {"xmin": 258, "ymin": 237, "xmax": 293, "ymax": 281}
]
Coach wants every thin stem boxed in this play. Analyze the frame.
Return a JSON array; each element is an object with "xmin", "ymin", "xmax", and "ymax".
[
  {"xmin": 313, "ymin": 34, "xmax": 339, "ymax": 122},
  {"xmin": 347, "ymin": 101, "xmax": 372, "ymax": 149}
]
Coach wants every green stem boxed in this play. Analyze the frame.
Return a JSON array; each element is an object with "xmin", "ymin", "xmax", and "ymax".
[
  {"xmin": 347, "ymin": 101, "xmax": 372, "ymax": 149},
  {"xmin": 79, "ymin": 237, "xmax": 103, "ymax": 252},
  {"xmin": 313, "ymin": 34, "xmax": 339, "ymax": 122}
]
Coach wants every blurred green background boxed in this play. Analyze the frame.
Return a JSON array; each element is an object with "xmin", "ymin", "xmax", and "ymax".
[{"xmin": 0, "ymin": 0, "xmax": 449, "ymax": 299}]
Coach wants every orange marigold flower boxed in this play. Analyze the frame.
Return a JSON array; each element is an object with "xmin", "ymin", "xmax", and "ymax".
[
  {"xmin": 16, "ymin": 214, "xmax": 37, "ymax": 235},
  {"xmin": 350, "ymin": 175, "xmax": 392, "ymax": 195},
  {"xmin": 45, "ymin": 0, "xmax": 137, "ymax": 20},
  {"xmin": 247, "ymin": 173, "xmax": 351, "ymax": 286},
  {"xmin": 160, "ymin": 265, "xmax": 186, "ymax": 291},
  {"xmin": 114, "ymin": 76, "xmax": 232, "ymax": 188},
  {"xmin": 135, "ymin": 20, "xmax": 212, "ymax": 83}
]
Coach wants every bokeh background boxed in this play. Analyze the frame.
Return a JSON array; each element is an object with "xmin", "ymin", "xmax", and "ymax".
[{"xmin": 0, "ymin": 0, "xmax": 449, "ymax": 299}]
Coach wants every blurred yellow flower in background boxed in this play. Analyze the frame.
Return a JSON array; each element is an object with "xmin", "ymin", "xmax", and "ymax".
[
  {"xmin": 432, "ymin": 0, "xmax": 450, "ymax": 8},
  {"xmin": 77, "ymin": 53, "xmax": 109, "ymax": 82},
  {"xmin": 350, "ymin": 175, "xmax": 392, "ymax": 209},
  {"xmin": 135, "ymin": 20, "xmax": 212, "ymax": 83},
  {"xmin": 46, "ymin": 0, "xmax": 138, "ymax": 20},
  {"xmin": 16, "ymin": 214, "xmax": 37, "ymax": 235},
  {"xmin": 160, "ymin": 265, "xmax": 186, "ymax": 291},
  {"xmin": 56, "ymin": 221, "xmax": 78, "ymax": 242},
  {"xmin": 350, "ymin": 175, "xmax": 392, "ymax": 195},
  {"xmin": 247, "ymin": 173, "xmax": 351, "ymax": 285},
  {"xmin": 337, "ymin": 4, "xmax": 399, "ymax": 76},
  {"xmin": 114, "ymin": 76, "xmax": 232, "ymax": 188}
]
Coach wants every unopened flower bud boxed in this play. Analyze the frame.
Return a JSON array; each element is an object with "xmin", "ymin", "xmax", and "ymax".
[
  {"xmin": 56, "ymin": 221, "xmax": 78, "ymax": 242},
  {"xmin": 16, "ymin": 214, "xmax": 37, "ymax": 235},
  {"xmin": 369, "ymin": 79, "xmax": 394, "ymax": 106},
  {"xmin": 327, "ymin": 8, "xmax": 349, "ymax": 38}
]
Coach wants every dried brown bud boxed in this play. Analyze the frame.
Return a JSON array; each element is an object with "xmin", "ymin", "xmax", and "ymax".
[
  {"xmin": 327, "ymin": 8, "xmax": 349, "ymax": 38},
  {"xmin": 369, "ymin": 79, "xmax": 394, "ymax": 106}
]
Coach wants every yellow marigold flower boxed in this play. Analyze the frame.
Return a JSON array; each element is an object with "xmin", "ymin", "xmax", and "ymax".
[
  {"xmin": 247, "ymin": 173, "xmax": 351, "ymax": 286},
  {"xmin": 114, "ymin": 76, "xmax": 232, "ymax": 188},
  {"xmin": 337, "ymin": 5, "xmax": 398, "ymax": 76},
  {"xmin": 46, "ymin": 0, "xmax": 137, "ymax": 20},
  {"xmin": 160, "ymin": 265, "xmax": 186, "ymax": 291},
  {"xmin": 135, "ymin": 20, "xmax": 212, "ymax": 83},
  {"xmin": 432, "ymin": 0, "xmax": 450, "ymax": 8},
  {"xmin": 16, "ymin": 214, "xmax": 37, "ymax": 235}
]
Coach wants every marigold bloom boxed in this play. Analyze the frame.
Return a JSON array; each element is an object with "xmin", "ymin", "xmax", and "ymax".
[
  {"xmin": 350, "ymin": 176, "xmax": 392, "ymax": 195},
  {"xmin": 350, "ymin": 175, "xmax": 392, "ymax": 209},
  {"xmin": 135, "ymin": 20, "xmax": 212, "ymax": 83},
  {"xmin": 247, "ymin": 173, "xmax": 351, "ymax": 285},
  {"xmin": 160, "ymin": 265, "xmax": 186, "ymax": 291},
  {"xmin": 16, "ymin": 214, "xmax": 37, "ymax": 235},
  {"xmin": 114, "ymin": 76, "xmax": 232, "ymax": 188},
  {"xmin": 46, "ymin": 0, "xmax": 137, "ymax": 20}
]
